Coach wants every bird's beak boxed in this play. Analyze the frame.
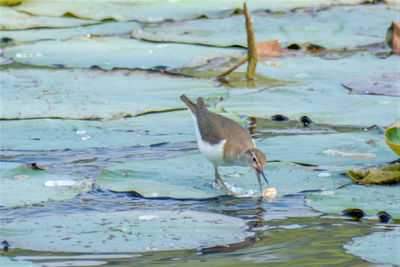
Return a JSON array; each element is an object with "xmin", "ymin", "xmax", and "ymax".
[{"xmin": 257, "ymin": 168, "xmax": 269, "ymax": 187}]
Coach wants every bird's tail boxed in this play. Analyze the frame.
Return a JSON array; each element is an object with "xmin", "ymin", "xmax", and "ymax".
[{"xmin": 180, "ymin": 94, "xmax": 197, "ymax": 114}]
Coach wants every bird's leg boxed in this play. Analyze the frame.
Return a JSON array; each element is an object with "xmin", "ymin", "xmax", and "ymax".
[{"xmin": 214, "ymin": 167, "xmax": 236, "ymax": 195}]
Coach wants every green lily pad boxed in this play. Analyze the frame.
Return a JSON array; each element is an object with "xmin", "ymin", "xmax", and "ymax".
[
  {"xmin": 97, "ymin": 152, "xmax": 345, "ymax": 199},
  {"xmin": 1, "ymin": 68, "xmax": 224, "ymax": 119},
  {"xmin": 258, "ymin": 130, "xmax": 395, "ymax": 168},
  {"xmin": 0, "ymin": 256, "xmax": 41, "ymax": 267},
  {"xmin": 132, "ymin": 5, "xmax": 397, "ymax": 49},
  {"xmin": 0, "ymin": 209, "xmax": 251, "ymax": 253},
  {"xmin": 348, "ymin": 164, "xmax": 400, "ymax": 184},
  {"xmin": 342, "ymin": 72, "xmax": 400, "ymax": 97},
  {"xmin": 0, "ymin": 21, "xmax": 140, "ymax": 43},
  {"xmin": 0, "ymin": 6, "xmax": 97, "ymax": 30},
  {"xmin": 247, "ymin": 116, "xmax": 364, "ymax": 138},
  {"xmin": 344, "ymin": 229, "xmax": 400, "ymax": 265},
  {"xmin": 14, "ymin": 0, "xmax": 365, "ymax": 22},
  {"xmin": 306, "ymin": 184, "xmax": 400, "ymax": 218},
  {"xmin": 219, "ymin": 53, "xmax": 398, "ymax": 126},
  {"xmin": 385, "ymin": 125, "xmax": 400, "ymax": 156},
  {"xmin": 0, "ymin": 111, "xmax": 195, "ymax": 150},
  {"xmin": 0, "ymin": 162, "xmax": 92, "ymax": 207},
  {"xmin": 3, "ymin": 36, "xmax": 242, "ymax": 70}
]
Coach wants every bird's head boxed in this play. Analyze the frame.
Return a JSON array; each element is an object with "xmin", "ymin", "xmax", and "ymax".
[{"xmin": 245, "ymin": 148, "xmax": 269, "ymax": 187}]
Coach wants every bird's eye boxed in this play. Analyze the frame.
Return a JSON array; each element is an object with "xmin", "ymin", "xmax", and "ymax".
[{"xmin": 252, "ymin": 156, "xmax": 257, "ymax": 163}]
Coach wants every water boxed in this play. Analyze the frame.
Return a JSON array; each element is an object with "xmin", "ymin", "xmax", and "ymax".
[{"xmin": 0, "ymin": 143, "xmax": 389, "ymax": 266}]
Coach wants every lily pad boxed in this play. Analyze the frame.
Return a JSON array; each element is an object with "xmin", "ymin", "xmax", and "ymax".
[
  {"xmin": 14, "ymin": 0, "xmax": 366, "ymax": 22},
  {"xmin": 0, "ymin": 209, "xmax": 251, "ymax": 253},
  {"xmin": 0, "ymin": 162, "xmax": 92, "ymax": 207},
  {"xmin": 0, "ymin": 111, "xmax": 195, "ymax": 150},
  {"xmin": 0, "ymin": 68, "xmax": 223, "ymax": 119},
  {"xmin": 97, "ymin": 153, "xmax": 345, "ymax": 199},
  {"xmin": 258, "ymin": 130, "xmax": 395, "ymax": 168},
  {"xmin": 385, "ymin": 123, "xmax": 400, "ymax": 156},
  {"xmin": 3, "ymin": 36, "xmax": 243, "ymax": 70},
  {"xmin": 132, "ymin": 5, "xmax": 397, "ymax": 49},
  {"xmin": 342, "ymin": 72, "xmax": 400, "ymax": 97},
  {"xmin": 247, "ymin": 116, "xmax": 364, "ymax": 138},
  {"xmin": 0, "ymin": 6, "xmax": 97, "ymax": 30},
  {"xmin": 306, "ymin": 184, "xmax": 400, "ymax": 218},
  {"xmin": 0, "ymin": 256, "xmax": 41, "ymax": 267},
  {"xmin": 344, "ymin": 229, "xmax": 400, "ymax": 265},
  {"xmin": 0, "ymin": 21, "xmax": 140, "ymax": 43},
  {"xmin": 220, "ymin": 53, "xmax": 398, "ymax": 126}
]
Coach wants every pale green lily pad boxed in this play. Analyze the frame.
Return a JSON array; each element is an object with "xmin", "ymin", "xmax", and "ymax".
[
  {"xmin": 0, "ymin": 256, "xmax": 41, "ymax": 267},
  {"xmin": 3, "ymin": 36, "xmax": 243, "ymax": 70},
  {"xmin": 0, "ymin": 209, "xmax": 251, "ymax": 253},
  {"xmin": 220, "ymin": 53, "xmax": 398, "ymax": 126},
  {"xmin": 97, "ymin": 153, "xmax": 346, "ymax": 199},
  {"xmin": 132, "ymin": 5, "xmax": 397, "ymax": 49},
  {"xmin": 0, "ymin": 111, "xmax": 194, "ymax": 150},
  {"xmin": 306, "ymin": 185, "xmax": 400, "ymax": 218},
  {"xmin": 344, "ymin": 229, "xmax": 400, "ymax": 265},
  {"xmin": 14, "ymin": 0, "xmax": 365, "ymax": 22},
  {"xmin": 0, "ymin": 6, "xmax": 97, "ymax": 30},
  {"xmin": 1, "ymin": 68, "xmax": 224, "ymax": 119},
  {"xmin": 0, "ymin": 21, "xmax": 140, "ymax": 43},
  {"xmin": 259, "ymin": 131, "xmax": 396, "ymax": 168},
  {"xmin": 0, "ymin": 162, "xmax": 92, "ymax": 207}
]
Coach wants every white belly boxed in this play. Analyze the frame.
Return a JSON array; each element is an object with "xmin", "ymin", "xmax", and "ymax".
[{"xmin": 190, "ymin": 113, "xmax": 228, "ymax": 166}]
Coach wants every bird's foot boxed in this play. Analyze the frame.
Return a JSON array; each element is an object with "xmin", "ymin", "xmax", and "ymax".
[{"xmin": 212, "ymin": 179, "xmax": 239, "ymax": 196}]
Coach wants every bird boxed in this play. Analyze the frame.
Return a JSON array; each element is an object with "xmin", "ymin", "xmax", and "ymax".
[{"xmin": 180, "ymin": 94, "xmax": 269, "ymax": 195}]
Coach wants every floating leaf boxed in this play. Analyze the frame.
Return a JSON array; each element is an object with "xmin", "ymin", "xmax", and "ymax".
[
  {"xmin": 220, "ymin": 53, "xmax": 398, "ymax": 126},
  {"xmin": 132, "ymin": 5, "xmax": 397, "ymax": 48},
  {"xmin": 306, "ymin": 184, "xmax": 400, "ymax": 218},
  {"xmin": 344, "ymin": 230, "xmax": 400, "ymax": 265},
  {"xmin": 1, "ymin": 68, "xmax": 223, "ymax": 119},
  {"xmin": 97, "ymin": 152, "xmax": 345, "ymax": 199},
  {"xmin": 0, "ymin": 209, "xmax": 251, "ymax": 253},
  {"xmin": 0, "ymin": 162, "xmax": 92, "ymax": 207},
  {"xmin": 247, "ymin": 116, "xmax": 364, "ymax": 138},
  {"xmin": 4, "ymin": 36, "xmax": 242, "ymax": 70},
  {"xmin": 0, "ymin": 6, "xmax": 97, "ymax": 30},
  {"xmin": 0, "ymin": 21, "xmax": 140, "ymax": 43},
  {"xmin": 0, "ymin": 256, "xmax": 41, "ymax": 267},
  {"xmin": 0, "ymin": 111, "xmax": 195, "ymax": 150},
  {"xmin": 15, "ymin": 0, "xmax": 368, "ymax": 22},
  {"xmin": 259, "ymin": 130, "xmax": 395, "ymax": 167},
  {"xmin": 342, "ymin": 72, "xmax": 400, "ymax": 97}
]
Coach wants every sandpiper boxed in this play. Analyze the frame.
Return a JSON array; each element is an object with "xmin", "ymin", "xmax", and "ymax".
[{"xmin": 180, "ymin": 94, "xmax": 268, "ymax": 195}]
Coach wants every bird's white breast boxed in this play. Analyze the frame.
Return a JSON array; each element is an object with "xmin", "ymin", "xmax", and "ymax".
[{"xmin": 190, "ymin": 113, "xmax": 227, "ymax": 166}]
